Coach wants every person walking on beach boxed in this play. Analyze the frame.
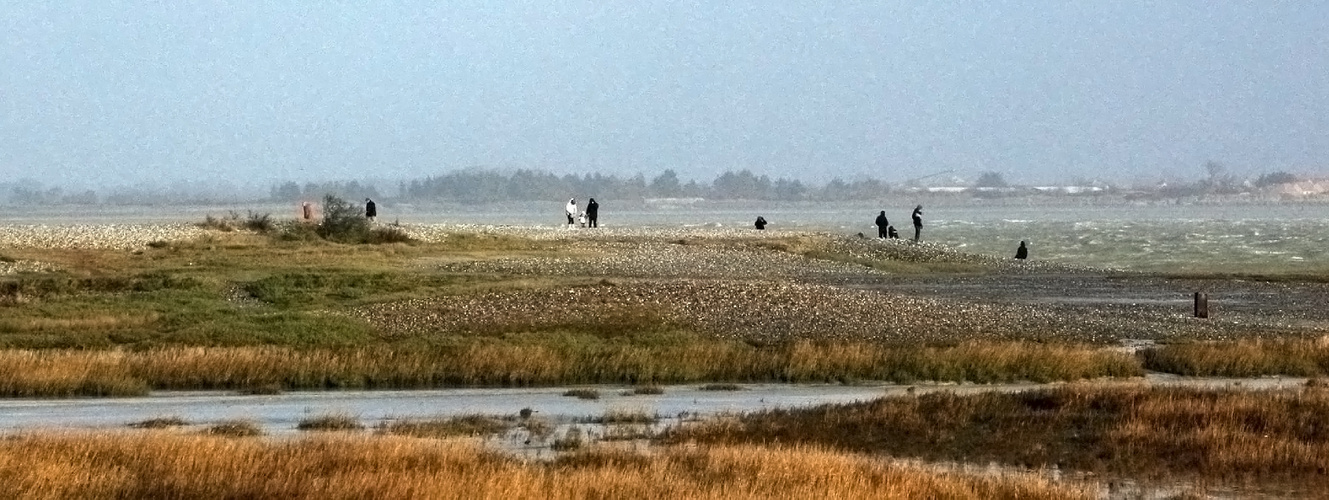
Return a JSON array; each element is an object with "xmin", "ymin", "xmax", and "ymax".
[
  {"xmin": 911, "ymin": 204, "xmax": 923, "ymax": 242},
  {"xmin": 874, "ymin": 211, "xmax": 890, "ymax": 239},
  {"xmin": 565, "ymin": 198, "xmax": 577, "ymax": 228},
  {"xmin": 754, "ymin": 216, "xmax": 767, "ymax": 230},
  {"xmin": 364, "ymin": 198, "xmax": 377, "ymax": 222},
  {"xmin": 586, "ymin": 198, "xmax": 599, "ymax": 228},
  {"xmin": 1015, "ymin": 241, "xmax": 1028, "ymax": 260}
]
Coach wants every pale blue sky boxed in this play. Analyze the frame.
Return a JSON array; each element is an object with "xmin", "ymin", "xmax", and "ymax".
[{"xmin": 3, "ymin": 1, "xmax": 1326, "ymax": 188}]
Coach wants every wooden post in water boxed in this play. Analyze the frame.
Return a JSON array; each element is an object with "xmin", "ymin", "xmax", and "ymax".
[{"xmin": 1193, "ymin": 292, "xmax": 1209, "ymax": 318}]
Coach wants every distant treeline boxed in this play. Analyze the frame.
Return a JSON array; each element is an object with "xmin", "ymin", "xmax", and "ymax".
[
  {"xmin": 394, "ymin": 169, "xmax": 890, "ymax": 202},
  {"xmin": 3, "ymin": 166, "xmax": 1310, "ymax": 206}
]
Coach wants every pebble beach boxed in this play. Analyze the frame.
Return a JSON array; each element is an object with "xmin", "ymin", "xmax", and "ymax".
[{"xmin": 5, "ymin": 222, "xmax": 1327, "ymax": 344}]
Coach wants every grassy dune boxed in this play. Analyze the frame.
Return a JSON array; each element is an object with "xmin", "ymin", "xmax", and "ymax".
[
  {"xmin": 0, "ymin": 433, "xmax": 1092, "ymax": 500},
  {"xmin": 665, "ymin": 385, "xmax": 1329, "ymax": 485},
  {"xmin": 3, "ymin": 226, "xmax": 1326, "ymax": 395},
  {"xmin": 0, "ymin": 341, "xmax": 1140, "ymax": 397}
]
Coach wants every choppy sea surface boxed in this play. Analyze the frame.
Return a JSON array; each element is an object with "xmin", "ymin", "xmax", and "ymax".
[{"xmin": 3, "ymin": 200, "xmax": 1327, "ymax": 272}]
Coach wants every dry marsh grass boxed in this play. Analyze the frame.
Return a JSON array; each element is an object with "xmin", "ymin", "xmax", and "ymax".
[
  {"xmin": 589, "ymin": 409, "xmax": 659, "ymax": 425},
  {"xmin": 664, "ymin": 385, "xmax": 1329, "ymax": 485},
  {"xmin": 377, "ymin": 415, "xmax": 513, "ymax": 438},
  {"xmin": 0, "ymin": 313, "xmax": 161, "ymax": 332},
  {"xmin": 1141, "ymin": 337, "xmax": 1329, "ymax": 377},
  {"xmin": 562, "ymin": 388, "xmax": 601, "ymax": 400},
  {"xmin": 0, "ymin": 432, "xmax": 1092, "ymax": 499},
  {"xmin": 0, "ymin": 350, "xmax": 149, "ymax": 397},
  {"xmin": 297, "ymin": 414, "xmax": 364, "ymax": 432},
  {"xmin": 202, "ymin": 420, "xmax": 263, "ymax": 437},
  {"xmin": 0, "ymin": 341, "xmax": 1142, "ymax": 397},
  {"xmin": 128, "ymin": 416, "xmax": 188, "ymax": 429},
  {"xmin": 699, "ymin": 383, "xmax": 744, "ymax": 391}
]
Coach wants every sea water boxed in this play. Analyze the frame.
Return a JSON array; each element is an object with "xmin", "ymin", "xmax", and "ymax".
[
  {"xmin": 404, "ymin": 199, "xmax": 1329, "ymax": 272},
  {"xmin": 2, "ymin": 199, "xmax": 1326, "ymax": 272}
]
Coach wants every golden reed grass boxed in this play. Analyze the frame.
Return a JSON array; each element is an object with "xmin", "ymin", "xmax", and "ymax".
[
  {"xmin": 1141, "ymin": 336, "xmax": 1329, "ymax": 377},
  {"xmin": 0, "ymin": 312, "xmax": 160, "ymax": 332},
  {"xmin": 667, "ymin": 385, "xmax": 1329, "ymax": 484},
  {"xmin": 0, "ymin": 341, "xmax": 1141, "ymax": 396},
  {"xmin": 0, "ymin": 432, "xmax": 1091, "ymax": 500}
]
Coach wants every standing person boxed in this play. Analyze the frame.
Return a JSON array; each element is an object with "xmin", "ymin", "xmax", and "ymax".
[
  {"xmin": 911, "ymin": 205, "xmax": 923, "ymax": 242},
  {"xmin": 754, "ymin": 216, "xmax": 767, "ymax": 230},
  {"xmin": 1015, "ymin": 241, "xmax": 1028, "ymax": 260},
  {"xmin": 301, "ymin": 202, "xmax": 313, "ymax": 222},
  {"xmin": 565, "ymin": 198, "xmax": 577, "ymax": 228},
  {"xmin": 586, "ymin": 198, "xmax": 599, "ymax": 228},
  {"xmin": 364, "ymin": 198, "xmax": 377, "ymax": 222},
  {"xmin": 874, "ymin": 211, "xmax": 890, "ymax": 239}
]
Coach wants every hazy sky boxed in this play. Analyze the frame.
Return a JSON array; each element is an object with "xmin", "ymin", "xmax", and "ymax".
[{"xmin": 3, "ymin": 1, "xmax": 1326, "ymax": 188}]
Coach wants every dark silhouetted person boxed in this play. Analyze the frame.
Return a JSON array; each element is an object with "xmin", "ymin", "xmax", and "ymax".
[
  {"xmin": 565, "ymin": 198, "xmax": 577, "ymax": 228},
  {"xmin": 888, "ymin": 226, "xmax": 899, "ymax": 239},
  {"xmin": 586, "ymin": 198, "xmax": 599, "ymax": 228},
  {"xmin": 874, "ymin": 211, "xmax": 889, "ymax": 239},
  {"xmin": 365, "ymin": 198, "xmax": 377, "ymax": 222},
  {"xmin": 754, "ymin": 216, "xmax": 767, "ymax": 230},
  {"xmin": 911, "ymin": 205, "xmax": 923, "ymax": 242},
  {"xmin": 1015, "ymin": 241, "xmax": 1028, "ymax": 260}
]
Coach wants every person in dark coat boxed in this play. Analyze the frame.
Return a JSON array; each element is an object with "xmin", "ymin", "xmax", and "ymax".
[
  {"xmin": 911, "ymin": 204, "xmax": 923, "ymax": 242},
  {"xmin": 365, "ymin": 198, "xmax": 377, "ymax": 222},
  {"xmin": 586, "ymin": 198, "xmax": 599, "ymax": 228},
  {"xmin": 1015, "ymin": 241, "xmax": 1028, "ymax": 260},
  {"xmin": 888, "ymin": 225, "xmax": 899, "ymax": 239},
  {"xmin": 874, "ymin": 211, "xmax": 889, "ymax": 239},
  {"xmin": 754, "ymin": 216, "xmax": 767, "ymax": 230}
]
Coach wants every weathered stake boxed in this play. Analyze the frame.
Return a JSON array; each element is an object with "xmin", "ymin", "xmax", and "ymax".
[{"xmin": 1193, "ymin": 292, "xmax": 1209, "ymax": 318}]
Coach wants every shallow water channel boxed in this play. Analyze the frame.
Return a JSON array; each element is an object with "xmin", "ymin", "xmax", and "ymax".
[
  {"xmin": 0, "ymin": 374, "xmax": 1307, "ymax": 436},
  {"xmin": 0, "ymin": 376, "xmax": 1315, "ymax": 498}
]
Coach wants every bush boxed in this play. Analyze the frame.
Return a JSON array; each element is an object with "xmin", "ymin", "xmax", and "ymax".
[
  {"xmin": 198, "ymin": 212, "xmax": 242, "ymax": 231},
  {"xmin": 1256, "ymin": 171, "xmax": 1299, "ymax": 187},
  {"xmin": 316, "ymin": 194, "xmax": 371, "ymax": 243},
  {"xmin": 283, "ymin": 194, "xmax": 414, "ymax": 244},
  {"xmin": 244, "ymin": 211, "xmax": 274, "ymax": 232},
  {"xmin": 973, "ymin": 171, "xmax": 1008, "ymax": 188}
]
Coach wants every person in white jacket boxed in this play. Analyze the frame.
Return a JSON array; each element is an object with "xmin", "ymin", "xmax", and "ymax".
[{"xmin": 565, "ymin": 198, "xmax": 577, "ymax": 228}]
